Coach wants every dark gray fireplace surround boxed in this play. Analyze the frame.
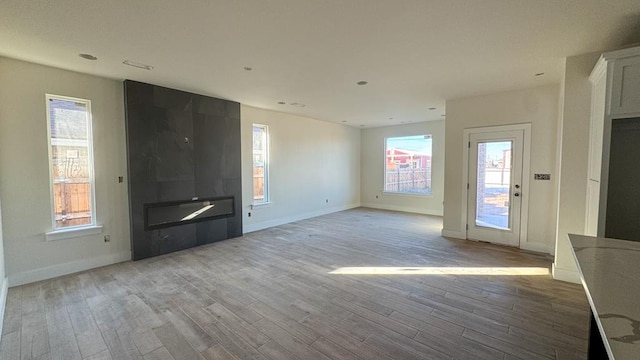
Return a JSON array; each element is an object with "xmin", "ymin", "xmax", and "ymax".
[{"xmin": 124, "ymin": 80, "xmax": 242, "ymax": 260}]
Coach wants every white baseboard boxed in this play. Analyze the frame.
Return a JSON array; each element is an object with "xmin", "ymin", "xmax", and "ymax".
[
  {"xmin": 8, "ymin": 251, "xmax": 131, "ymax": 287},
  {"xmin": 243, "ymin": 203, "xmax": 361, "ymax": 234},
  {"xmin": 0, "ymin": 276, "xmax": 8, "ymax": 341},
  {"xmin": 520, "ymin": 242, "xmax": 553, "ymax": 255},
  {"xmin": 552, "ymin": 263, "xmax": 581, "ymax": 284},
  {"xmin": 441, "ymin": 229, "xmax": 466, "ymax": 239},
  {"xmin": 360, "ymin": 203, "xmax": 443, "ymax": 216}
]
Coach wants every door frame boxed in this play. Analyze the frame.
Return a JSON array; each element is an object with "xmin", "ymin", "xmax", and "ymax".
[{"xmin": 461, "ymin": 123, "xmax": 531, "ymax": 248}]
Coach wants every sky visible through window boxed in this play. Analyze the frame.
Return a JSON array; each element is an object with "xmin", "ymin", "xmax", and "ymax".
[
  {"xmin": 482, "ymin": 141, "xmax": 512, "ymax": 165},
  {"xmin": 387, "ymin": 135, "xmax": 432, "ymax": 154}
]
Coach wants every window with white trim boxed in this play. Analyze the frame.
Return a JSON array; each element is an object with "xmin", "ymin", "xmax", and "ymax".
[
  {"xmin": 46, "ymin": 94, "xmax": 97, "ymax": 229},
  {"xmin": 384, "ymin": 135, "xmax": 432, "ymax": 195},
  {"xmin": 252, "ymin": 124, "xmax": 269, "ymax": 204}
]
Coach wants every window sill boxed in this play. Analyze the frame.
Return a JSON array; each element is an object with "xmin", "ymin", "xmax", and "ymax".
[
  {"xmin": 382, "ymin": 191, "xmax": 433, "ymax": 198},
  {"xmin": 251, "ymin": 202, "xmax": 271, "ymax": 209},
  {"xmin": 45, "ymin": 225, "xmax": 103, "ymax": 241}
]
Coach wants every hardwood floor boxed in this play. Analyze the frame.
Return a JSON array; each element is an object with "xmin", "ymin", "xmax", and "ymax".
[{"xmin": 0, "ymin": 208, "xmax": 590, "ymax": 360}]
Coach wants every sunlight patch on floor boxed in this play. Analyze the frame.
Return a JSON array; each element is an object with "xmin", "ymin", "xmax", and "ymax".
[{"xmin": 329, "ymin": 266, "xmax": 549, "ymax": 276}]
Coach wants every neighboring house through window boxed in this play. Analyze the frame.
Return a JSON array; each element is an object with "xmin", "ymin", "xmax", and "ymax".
[
  {"xmin": 384, "ymin": 135, "xmax": 432, "ymax": 195},
  {"xmin": 253, "ymin": 124, "xmax": 269, "ymax": 204},
  {"xmin": 46, "ymin": 94, "xmax": 97, "ymax": 230}
]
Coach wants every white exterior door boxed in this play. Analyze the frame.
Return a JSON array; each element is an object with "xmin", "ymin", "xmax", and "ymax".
[{"xmin": 466, "ymin": 130, "xmax": 524, "ymax": 247}]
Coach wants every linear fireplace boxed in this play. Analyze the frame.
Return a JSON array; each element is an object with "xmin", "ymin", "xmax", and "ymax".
[
  {"xmin": 145, "ymin": 196, "xmax": 235, "ymax": 230},
  {"xmin": 124, "ymin": 80, "xmax": 242, "ymax": 260}
]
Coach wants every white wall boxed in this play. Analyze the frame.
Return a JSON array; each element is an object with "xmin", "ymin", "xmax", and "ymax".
[
  {"xmin": 552, "ymin": 52, "xmax": 601, "ymax": 283},
  {"xmin": 0, "ymin": 196, "xmax": 8, "ymax": 336},
  {"xmin": 0, "ymin": 57, "xmax": 131, "ymax": 286},
  {"xmin": 360, "ymin": 121, "xmax": 444, "ymax": 215},
  {"xmin": 241, "ymin": 105, "xmax": 361, "ymax": 232},
  {"xmin": 442, "ymin": 84, "xmax": 560, "ymax": 253}
]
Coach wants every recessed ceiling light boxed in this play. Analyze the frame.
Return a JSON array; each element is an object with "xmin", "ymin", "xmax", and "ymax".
[
  {"xmin": 123, "ymin": 60, "xmax": 153, "ymax": 70},
  {"xmin": 388, "ymin": 117, "xmax": 393, "ymax": 120},
  {"xmin": 244, "ymin": 66, "xmax": 253, "ymax": 71},
  {"xmin": 79, "ymin": 53, "xmax": 97, "ymax": 60},
  {"xmin": 535, "ymin": 72, "xmax": 545, "ymax": 76},
  {"xmin": 356, "ymin": 81, "xmax": 368, "ymax": 86},
  {"xmin": 428, "ymin": 107, "xmax": 436, "ymax": 110},
  {"xmin": 341, "ymin": 120, "xmax": 347, "ymax": 123},
  {"xmin": 290, "ymin": 102, "xmax": 306, "ymax": 107},
  {"xmin": 277, "ymin": 101, "xmax": 286, "ymax": 105}
]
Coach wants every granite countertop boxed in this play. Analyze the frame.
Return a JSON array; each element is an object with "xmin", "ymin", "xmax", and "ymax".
[{"xmin": 568, "ymin": 234, "xmax": 640, "ymax": 359}]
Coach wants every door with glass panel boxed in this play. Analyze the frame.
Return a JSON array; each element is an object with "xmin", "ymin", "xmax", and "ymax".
[{"xmin": 467, "ymin": 130, "xmax": 524, "ymax": 247}]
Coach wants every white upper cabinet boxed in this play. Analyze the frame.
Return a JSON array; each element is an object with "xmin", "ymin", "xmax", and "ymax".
[
  {"xmin": 610, "ymin": 55, "xmax": 640, "ymax": 116},
  {"xmin": 586, "ymin": 45, "xmax": 640, "ymax": 236}
]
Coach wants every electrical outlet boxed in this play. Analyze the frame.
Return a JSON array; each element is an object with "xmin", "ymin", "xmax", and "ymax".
[
  {"xmin": 118, "ymin": 176, "xmax": 123, "ymax": 183},
  {"xmin": 104, "ymin": 235, "xmax": 111, "ymax": 242},
  {"xmin": 248, "ymin": 212, "xmax": 252, "ymax": 217}
]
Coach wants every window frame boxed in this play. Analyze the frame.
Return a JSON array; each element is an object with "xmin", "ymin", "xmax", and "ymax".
[
  {"xmin": 45, "ymin": 94, "xmax": 99, "ymax": 237},
  {"xmin": 383, "ymin": 134, "xmax": 433, "ymax": 196},
  {"xmin": 252, "ymin": 123, "xmax": 270, "ymax": 205}
]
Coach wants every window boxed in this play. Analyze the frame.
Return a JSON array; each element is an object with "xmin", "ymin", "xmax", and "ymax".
[
  {"xmin": 46, "ymin": 94, "xmax": 96, "ymax": 230},
  {"xmin": 384, "ymin": 135, "xmax": 432, "ymax": 195},
  {"xmin": 252, "ymin": 124, "xmax": 269, "ymax": 204}
]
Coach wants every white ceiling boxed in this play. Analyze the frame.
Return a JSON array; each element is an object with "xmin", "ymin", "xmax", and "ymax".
[{"xmin": 1, "ymin": 0, "xmax": 639, "ymax": 127}]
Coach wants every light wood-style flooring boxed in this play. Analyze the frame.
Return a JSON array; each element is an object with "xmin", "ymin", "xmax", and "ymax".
[{"xmin": 0, "ymin": 208, "xmax": 589, "ymax": 360}]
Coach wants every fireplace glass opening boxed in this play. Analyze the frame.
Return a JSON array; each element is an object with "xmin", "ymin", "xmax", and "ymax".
[{"xmin": 144, "ymin": 197, "xmax": 234, "ymax": 230}]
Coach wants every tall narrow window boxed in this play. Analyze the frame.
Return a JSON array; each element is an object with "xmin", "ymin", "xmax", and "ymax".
[
  {"xmin": 384, "ymin": 135, "xmax": 432, "ymax": 195},
  {"xmin": 46, "ymin": 95, "xmax": 96, "ymax": 229},
  {"xmin": 253, "ymin": 124, "xmax": 269, "ymax": 204}
]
